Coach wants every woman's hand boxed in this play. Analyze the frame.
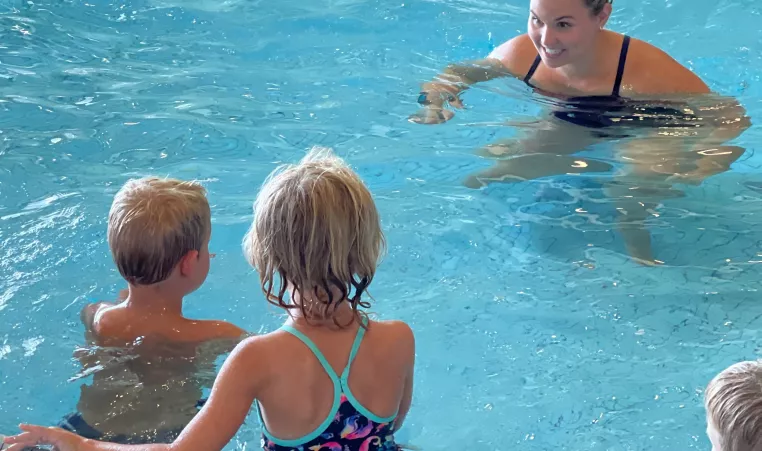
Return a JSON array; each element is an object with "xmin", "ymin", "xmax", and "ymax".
[
  {"xmin": 3, "ymin": 425, "xmax": 88, "ymax": 451},
  {"xmin": 408, "ymin": 82, "xmax": 464, "ymax": 125},
  {"xmin": 408, "ymin": 106, "xmax": 456, "ymax": 125}
]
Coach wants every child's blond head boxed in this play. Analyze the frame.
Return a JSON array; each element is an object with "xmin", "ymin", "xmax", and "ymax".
[
  {"xmin": 243, "ymin": 147, "xmax": 385, "ymax": 326},
  {"xmin": 705, "ymin": 360, "xmax": 762, "ymax": 451},
  {"xmin": 108, "ymin": 176, "xmax": 211, "ymax": 285}
]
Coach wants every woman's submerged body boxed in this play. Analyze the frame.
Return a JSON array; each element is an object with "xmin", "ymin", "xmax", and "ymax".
[{"xmin": 411, "ymin": 0, "xmax": 750, "ymax": 265}]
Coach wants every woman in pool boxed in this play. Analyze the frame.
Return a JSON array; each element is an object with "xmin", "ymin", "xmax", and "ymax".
[{"xmin": 411, "ymin": 0, "xmax": 750, "ymax": 264}]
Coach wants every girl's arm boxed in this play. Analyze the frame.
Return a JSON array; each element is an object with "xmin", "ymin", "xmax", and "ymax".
[{"xmin": 391, "ymin": 322, "xmax": 416, "ymax": 432}]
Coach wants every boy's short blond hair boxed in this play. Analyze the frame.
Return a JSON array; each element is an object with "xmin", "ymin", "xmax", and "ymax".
[
  {"xmin": 242, "ymin": 146, "xmax": 385, "ymax": 326},
  {"xmin": 705, "ymin": 360, "xmax": 762, "ymax": 451},
  {"xmin": 108, "ymin": 177, "xmax": 211, "ymax": 285}
]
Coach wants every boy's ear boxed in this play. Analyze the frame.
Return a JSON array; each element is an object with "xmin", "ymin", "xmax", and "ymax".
[{"xmin": 179, "ymin": 250, "xmax": 200, "ymax": 276}]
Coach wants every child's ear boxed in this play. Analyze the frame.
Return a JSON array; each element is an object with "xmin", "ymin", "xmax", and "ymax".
[{"xmin": 179, "ymin": 250, "xmax": 200, "ymax": 276}]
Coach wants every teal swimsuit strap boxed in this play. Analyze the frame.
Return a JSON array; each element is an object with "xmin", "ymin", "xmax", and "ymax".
[
  {"xmin": 340, "ymin": 317, "xmax": 368, "ymax": 382},
  {"xmin": 258, "ymin": 318, "xmax": 394, "ymax": 446},
  {"xmin": 257, "ymin": 326, "xmax": 340, "ymax": 447},
  {"xmin": 280, "ymin": 325, "xmax": 342, "ymax": 382},
  {"xmin": 340, "ymin": 317, "xmax": 397, "ymax": 423}
]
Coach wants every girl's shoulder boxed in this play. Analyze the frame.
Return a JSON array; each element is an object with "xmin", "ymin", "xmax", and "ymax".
[
  {"xmin": 365, "ymin": 318, "xmax": 415, "ymax": 359},
  {"xmin": 367, "ymin": 318, "xmax": 414, "ymax": 336}
]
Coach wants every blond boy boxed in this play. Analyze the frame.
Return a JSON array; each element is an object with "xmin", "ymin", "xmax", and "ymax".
[
  {"xmin": 705, "ymin": 360, "xmax": 762, "ymax": 451},
  {"xmin": 61, "ymin": 177, "xmax": 246, "ymax": 444}
]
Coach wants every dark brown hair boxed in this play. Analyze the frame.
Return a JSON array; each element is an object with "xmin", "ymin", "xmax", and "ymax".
[{"xmin": 585, "ymin": 0, "xmax": 612, "ymax": 15}]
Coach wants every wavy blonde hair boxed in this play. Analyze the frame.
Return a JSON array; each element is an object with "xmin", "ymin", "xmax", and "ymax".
[
  {"xmin": 243, "ymin": 147, "xmax": 385, "ymax": 327},
  {"xmin": 705, "ymin": 360, "xmax": 762, "ymax": 451}
]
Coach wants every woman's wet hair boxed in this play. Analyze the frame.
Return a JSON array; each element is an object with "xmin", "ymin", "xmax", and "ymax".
[{"xmin": 584, "ymin": 0, "xmax": 612, "ymax": 15}]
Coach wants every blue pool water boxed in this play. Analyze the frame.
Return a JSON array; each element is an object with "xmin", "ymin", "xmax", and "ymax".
[{"xmin": 3, "ymin": 0, "xmax": 762, "ymax": 449}]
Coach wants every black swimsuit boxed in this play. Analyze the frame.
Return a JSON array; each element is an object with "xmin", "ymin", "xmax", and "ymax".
[{"xmin": 523, "ymin": 35, "xmax": 698, "ymax": 132}]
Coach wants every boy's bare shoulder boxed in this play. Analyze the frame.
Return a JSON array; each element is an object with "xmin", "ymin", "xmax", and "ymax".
[
  {"xmin": 80, "ymin": 302, "xmax": 116, "ymax": 338},
  {"xmin": 184, "ymin": 319, "xmax": 247, "ymax": 342},
  {"xmin": 80, "ymin": 301, "xmax": 112, "ymax": 323},
  {"xmin": 83, "ymin": 304, "xmax": 245, "ymax": 346}
]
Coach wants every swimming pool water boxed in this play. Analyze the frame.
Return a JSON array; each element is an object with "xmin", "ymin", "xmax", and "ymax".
[{"xmin": 3, "ymin": 0, "xmax": 762, "ymax": 449}]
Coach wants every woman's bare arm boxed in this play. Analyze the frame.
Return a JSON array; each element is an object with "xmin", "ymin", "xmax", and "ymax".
[{"xmin": 410, "ymin": 35, "xmax": 533, "ymax": 124}]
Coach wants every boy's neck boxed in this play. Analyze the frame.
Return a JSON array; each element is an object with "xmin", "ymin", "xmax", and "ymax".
[{"xmin": 124, "ymin": 284, "xmax": 184, "ymax": 316}]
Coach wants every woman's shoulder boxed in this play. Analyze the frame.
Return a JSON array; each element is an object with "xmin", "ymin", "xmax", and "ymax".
[
  {"xmin": 488, "ymin": 34, "xmax": 538, "ymax": 77},
  {"xmin": 623, "ymin": 35, "xmax": 710, "ymax": 95}
]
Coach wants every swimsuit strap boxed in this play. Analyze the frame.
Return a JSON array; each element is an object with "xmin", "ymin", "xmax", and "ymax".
[
  {"xmin": 612, "ymin": 35, "xmax": 631, "ymax": 96},
  {"xmin": 340, "ymin": 316, "xmax": 368, "ymax": 382},
  {"xmin": 523, "ymin": 54, "xmax": 542, "ymax": 87},
  {"xmin": 280, "ymin": 325, "xmax": 341, "ymax": 382},
  {"xmin": 525, "ymin": 36, "xmax": 630, "ymax": 94},
  {"xmin": 256, "ymin": 318, "xmax": 377, "ymax": 448},
  {"xmin": 280, "ymin": 316, "xmax": 369, "ymax": 384}
]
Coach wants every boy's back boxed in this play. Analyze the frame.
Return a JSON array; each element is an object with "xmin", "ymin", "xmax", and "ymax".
[
  {"xmin": 83, "ymin": 300, "xmax": 243, "ymax": 347},
  {"xmin": 63, "ymin": 176, "xmax": 246, "ymax": 443},
  {"xmin": 71, "ymin": 299, "xmax": 243, "ymax": 441}
]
